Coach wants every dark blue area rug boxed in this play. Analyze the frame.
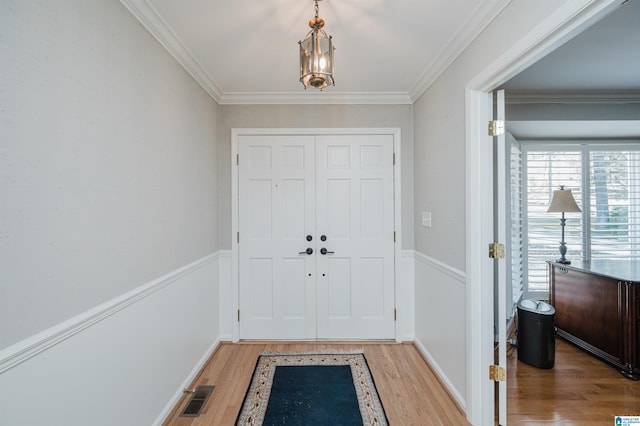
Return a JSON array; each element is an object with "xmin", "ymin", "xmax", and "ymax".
[{"xmin": 235, "ymin": 352, "xmax": 388, "ymax": 426}]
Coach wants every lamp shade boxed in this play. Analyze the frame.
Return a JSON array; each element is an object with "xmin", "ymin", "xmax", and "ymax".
[{"xmin": 547, "ymin": 188, "xmax": 581, "ymax": 213}]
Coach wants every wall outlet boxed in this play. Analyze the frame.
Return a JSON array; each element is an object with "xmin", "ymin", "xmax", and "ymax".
[{"xmin": 421, "ymin": 211, "xmax": 432, "ymax": 228}]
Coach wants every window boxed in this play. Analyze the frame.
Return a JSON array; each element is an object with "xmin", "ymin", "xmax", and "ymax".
[
  {"xmin": 589, "ymin": 150, "xmax": 640, "ymax": 258},
  {"xmin": 518, "ymin": 143, "xmax": 640, "ymax": 297}
]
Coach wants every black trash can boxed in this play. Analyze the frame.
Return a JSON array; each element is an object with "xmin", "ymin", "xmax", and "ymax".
[{"xmin": 517, "ymin": 299, "xmax": 555, "ymax": 369}]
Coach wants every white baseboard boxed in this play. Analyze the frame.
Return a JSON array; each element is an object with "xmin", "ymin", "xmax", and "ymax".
[
  {"xmin": 153, "ymin": 337, "xmax": 223, "ymax": 425},
  {"xmin": 413, "ymin": 337, "xmax": 467, "ymax": 411}
]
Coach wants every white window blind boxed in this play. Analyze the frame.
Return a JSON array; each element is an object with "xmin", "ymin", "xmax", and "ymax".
[
  {"xmin": 509, "ymin": 141, "xmax": 524, "ymax": 307},
  {"xmin": 589, "ymin": 149, "xmax": 640, "ymax": 258},
  {"xmin": 519, "ymin": 143, "xmax": 640, "ymax": 296},
  {"xmin": 524, "ymin": 148, "xmax": 583, "ymax": 294}
]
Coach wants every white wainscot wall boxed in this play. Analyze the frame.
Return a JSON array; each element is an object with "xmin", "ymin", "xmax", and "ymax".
[
  {"xmin": 397, "ymin": 250, "xmax": 416, "ymax": 342},
  {"xmin": 412, "ymin": 250, "xmax": 467, "ymax": 411},
  {"xmin": 0, "ymin": 254, "xmax": 222, "ymax": 426},
  {"xmin": 217, "ymin": 250, "xmax": 233, "ymax": 341}
]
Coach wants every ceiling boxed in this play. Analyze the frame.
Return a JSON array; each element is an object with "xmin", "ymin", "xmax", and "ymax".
[
  {"xmin": 121, "ymin": 0, "xmax": 639, "ymax": 105},
  {"xmin": 121, "ymin": 0, "xmax": 510, "ymax": 104},
  {"xmin": 501, "ymin": 0, "xmax": 640, "ymax": 92},
  {"xmin": 501, "ymin": 0, "xmax": 640, "ymax": 139}
]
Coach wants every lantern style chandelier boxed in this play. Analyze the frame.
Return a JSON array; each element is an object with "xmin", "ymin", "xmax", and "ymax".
[{"xmin": 299, "ymin": 0, "xmax": 335, "ymax": 90}]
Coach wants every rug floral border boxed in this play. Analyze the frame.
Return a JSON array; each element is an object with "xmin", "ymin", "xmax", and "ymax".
[{"xmin": 236, "ymin": 351, "xmax": 389, "ymax": 425}]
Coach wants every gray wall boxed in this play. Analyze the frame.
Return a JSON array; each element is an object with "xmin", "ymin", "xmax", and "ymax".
[
  {"xmin": 0, "ymin": 0, "xmax": 220, "ymax": 349},
  {"xmin": 217, "ymin": 104, "xmax": 415, "ymax": 250},
  {"xmin": 411, "ymin": 0, "xmax": 589, "ymax": 271},
  {"xmin": 409, "ymin": 0, "xmax": 598, "ymax": 416}
]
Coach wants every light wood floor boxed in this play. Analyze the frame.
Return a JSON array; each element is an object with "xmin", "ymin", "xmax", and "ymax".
[
  {"xmin": 163, "ymin": 342, "xmax": 469, "ymax": 425},
  {"xmin": 507, "ymin": 338, "xmax": 640, "ymax": 425},
  {"xmin": 163, "ymin": 339, "xmax": 640, "ymax": 425}
]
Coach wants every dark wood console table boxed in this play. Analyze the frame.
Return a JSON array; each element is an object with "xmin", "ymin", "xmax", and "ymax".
[{"xmin": 548, "ymin": 260, "xmax": 639, "ymax": 379}]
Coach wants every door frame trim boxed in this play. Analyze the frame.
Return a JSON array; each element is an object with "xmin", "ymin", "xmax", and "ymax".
[{"xmin": 231, "ymin": 128, "xmax": 402, "ymax": 342}]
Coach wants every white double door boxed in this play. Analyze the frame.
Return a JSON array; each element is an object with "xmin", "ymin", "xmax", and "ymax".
[{"xmin": 238, "ymin": 133, "xmax": 395, "ymax": 340}]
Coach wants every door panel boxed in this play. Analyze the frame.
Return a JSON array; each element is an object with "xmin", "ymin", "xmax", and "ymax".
[
  {"xmin": 239, "ymin": 135, "xmax": 316, "ymax": 339},
  {"xmin": 327, "ymin": 258, "xmax": 351, "ymax": 318},
  {"xmin": 361, "ymin": 179, "xmax": 385, "ymax": 239},
  {"xmin": 362, "ymin": 257, "xmax": 385, "ymax": 318},
  {"xmin": 248, "ymin": 258, "xmax": 272, "ymax": 318},
  {"xmin": 282, "ymin": 258, "xmax": 306, "ymax": 319},
  {"xmin": 316, "ymin": 135, "xmax": 395, "ymax": 339},
  {"xmin": 327, "ymin": 179, "xmax": 351, "ymax": 238}
]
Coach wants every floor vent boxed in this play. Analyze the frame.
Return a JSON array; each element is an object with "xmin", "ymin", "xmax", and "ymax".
[{"xmin": 180, "ymin": 385, "xmax": 214, "ymax": 417}]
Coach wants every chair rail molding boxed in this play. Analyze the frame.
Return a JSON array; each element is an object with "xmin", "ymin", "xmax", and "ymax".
[{"xmin": 0, "ymin": 252, "xmax": 218, "ymax": 374}]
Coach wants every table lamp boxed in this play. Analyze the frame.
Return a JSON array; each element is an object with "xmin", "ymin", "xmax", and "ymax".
[{"xmin": 547, "ymin": 185, "xmax": 581, "ymax": 264}]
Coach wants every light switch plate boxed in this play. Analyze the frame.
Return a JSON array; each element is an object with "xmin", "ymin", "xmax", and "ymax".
[{"xmin": 421, "ymin": 211, "xmax": 432, "ymax": 228}]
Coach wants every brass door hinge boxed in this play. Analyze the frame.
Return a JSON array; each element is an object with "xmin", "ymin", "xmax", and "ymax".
[
  {"xmin": 488, "ymin": 120, "xmax": 505, "ymax": 137},
  {"xmin": 489, "ymin": 364, "xmax": 506, "ymax": 381},
  {"xmin": 489, "ymin": 242, "xmax": 505, "ymax": 259}
]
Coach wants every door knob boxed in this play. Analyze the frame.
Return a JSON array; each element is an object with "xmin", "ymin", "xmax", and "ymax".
[
  {"xmin": 320, "ymin": 235, "xmax": 327, "ymax": 241},
  {"xmin": 306, "ymin": 235, "xmax": 313, "ymax": 241},
  {"xmin": 320, "ymin": 248, "xmax": 334, "ymax": 255},
  {"xmin": 299, "ymin": 248, "xmax": 313, "ymax": 255}
]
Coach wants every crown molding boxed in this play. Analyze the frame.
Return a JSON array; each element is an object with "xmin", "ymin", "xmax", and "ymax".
[
  {"xmin": 505, "ymin": 90, "xmax": 640, "ymax": 104},
  {"xmin": 409, "ymin": 0, "xmax": 513, "ymax": 102},
  {"xmin": 218, "ymin": 91, "xmax": 413, "ymax": 105},
  {"xmin": 120, "ymin": 0, "xmax": 224, "ymax": 103}
]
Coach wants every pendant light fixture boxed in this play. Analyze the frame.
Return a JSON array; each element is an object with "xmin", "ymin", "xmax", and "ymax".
[{"xmin": 299, "ymin": 0, "xmax": 335, "ymax": 90}]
